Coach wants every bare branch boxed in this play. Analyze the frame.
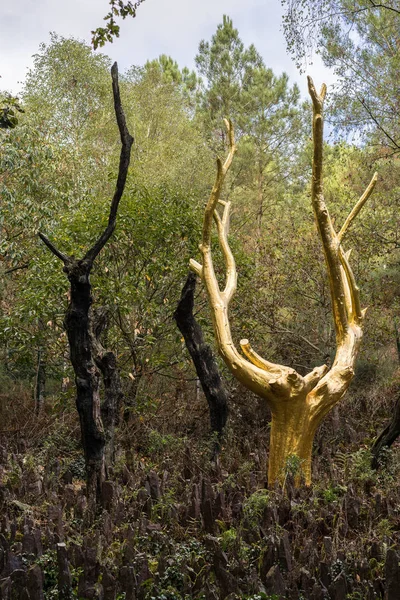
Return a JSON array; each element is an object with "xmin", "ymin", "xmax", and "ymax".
[
  {"xmin": 84, "ymin": 62, "xmax": 134, "ymax": 263},
  {"xmin": 38, "ymin": 233, "xmax": 69, "ymax": 263},
  {"xmin": 339, "ymin": 247, "xmax": 362, "ymax": 323},
  {"xmin": 213, "ymin": 200, "xmax": 237, "ymax": 302},
  {"xmin": 239, "ymin": 339, "xmax": 283, "ymax": 376},
  {"xmin": 4, "ymin": 263, "xmax": 29, "ymax": 275},
  {"xmin": 190, "ymin": 120, "xmax": 298, "ymax": 400},
  {"xmin": 201, "ymin": 120, "xmax": 236, "ymax": 250},
  {"xmin": 369, "ymin": 1, "xmax": 400, "ymax": 15},
  {"xmin": 358, "ymin": 96, "xmax": 400, "ymax": 151},
  {"xmin": 303, "ymin": 364, "xmax": 329, "ymax": 392},
  {"xmin": 338, "ymin": 172, "xmax": 378, "ymax": 242},
  {"xmin": 189, "ymin": 259, "xmax": 203, "ymax": 278},
  {"xmin": 261, "ymin": 323, "xmax": 323, "ymax": 353},
  {"xmin": 307, "ymin": 77, "xmax": 327, "ymax": 114},
  {"xmin": 308, "ymin": 76, "xmax": 348, "ymax": 343}
]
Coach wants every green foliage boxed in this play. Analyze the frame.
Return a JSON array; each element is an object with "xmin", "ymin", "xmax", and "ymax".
[
  {"xmin": 282, "ymin": 0, "xmax": 400, "ymax": 150},
  {"xmin": 1, "ymin": 15, "xmax": 399, "ymax": 523},
  {"xmin": 1, "ymin": 34, "xmax": 211, "ymax": 389},
  {"xmin": 284, "ymin": 453, "xmax": 304, "ymax": 477},
  {"xmin": 218, "ymin": 527, "xmax": 238, "ymax": 551},
  {"xmin": 146, "ymin": 430, "xmax": 185, "ymax": 456},
  {"xmin": 91, "ymin": 0, "xmax": 147, "ymax": 49},
  {"xmin": 345, "ymin": 593, "xmax": 364, "ymax": 600},
  {"xmin": 349, "ymin": 448, "xmax": 375, "ymax": 483},
  {"xmin": 243, "ymin": 489, "xmax": 270, "ymax": 525},
  {"xmin": 142, "ymin": 538, "xmax": 210, "ymax": 600},
  {"xmin": 4, "ymin": 458, "xmax": 22, "ymax": 490},
  {"xmin": 0, "ymin": 36, "xmax": 116, "ymax": 378},
  {"xmin": 195, "ymin": 15, "xmax": 262, "ymax": 146},
  {"xmin": 144, "ymin": 55, "xmax": 200, "ymax": 107},
  {"xmin": 375, "ymin": 518, "xmax": 394, "ymax": 539},
  {"xmin": 321, "ymin": 484, "xmax": 347, "ymax": 504},
  {"xmin": 0, "ymin": 93, "xmax": 24, "ymax": 129},
  {"xmin": 1, "ymin": 16, "xmax": 400, "ymax": 600},
  {"xmin": 36, "ymin": 550, "xmax": 58, "ymax": 597},
  {"xmin": 23, "ymin": 34, "xmax": 113, "ymax": 147}
]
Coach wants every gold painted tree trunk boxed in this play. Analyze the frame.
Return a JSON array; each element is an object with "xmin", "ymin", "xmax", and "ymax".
[{"xmin": 190, "ymin": 78, "xmax": 378, "ymax": 485}]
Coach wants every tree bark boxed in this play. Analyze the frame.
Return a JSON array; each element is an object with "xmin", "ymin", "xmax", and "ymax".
[
  {"xmin": 174, "ymin": 272, "xmax": 229, "ymax": 439},
  {"xmin": 91, "ymin": 307, "xmax": 123, "ymax": 469},
  {"xmin": 371, "ymin": 391, "xmax": 400, "ymax": 468},
  {"xmin": 268, "ymin": 400, "xmax": 314, "ymax": 484},
  {"xmin": 64, "ymin": 259, "xmax": 105, "ymax": 504}
]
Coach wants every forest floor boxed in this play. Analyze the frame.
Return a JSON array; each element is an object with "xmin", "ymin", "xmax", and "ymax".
[{"xmin": 0, "ymin": 372, "xmax": 400, "ymax": 599}]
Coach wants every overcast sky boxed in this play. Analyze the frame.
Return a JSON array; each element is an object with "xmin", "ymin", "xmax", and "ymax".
[{"xmin": 1, "ymin": 0, "xmax": 334, "ymax": 97}]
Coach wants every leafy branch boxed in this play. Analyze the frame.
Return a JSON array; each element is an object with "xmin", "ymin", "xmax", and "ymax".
[
  {"xmin": 91, "ymin": 0, "xmax": 147, "ymax": 50},
  {"xmin": 0, "ymin": 93, "xmax": 24, "ymax": 129}
]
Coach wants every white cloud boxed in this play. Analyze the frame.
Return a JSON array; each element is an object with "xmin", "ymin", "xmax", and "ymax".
[{"xmin": 0, "ymin": 0, "xmax": 335, "ymax": 97}]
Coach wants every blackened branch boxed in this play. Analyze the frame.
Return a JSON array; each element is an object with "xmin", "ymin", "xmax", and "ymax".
[
  {"xmin": 358, "ymin": 96, "xmax": 400, "ymax": 151},
  {"xmin": 4, "ymin": 263, "xmax": 29, "ymax": 275},
  {"xmin": 38, "ymin": 232, "xmax": 69, "ymax": 263},
  {"xmin": 84, "ymin": 62, "xmax": 134, "ymax": 263}
]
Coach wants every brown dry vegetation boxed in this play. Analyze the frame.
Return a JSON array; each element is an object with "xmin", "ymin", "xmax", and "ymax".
[{"xmin": 0, "ymin": 365, "xmax": 400, "ymax": 599}]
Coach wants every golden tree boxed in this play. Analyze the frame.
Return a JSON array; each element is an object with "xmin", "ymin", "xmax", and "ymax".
[{"xmin": 190, "ymin": 78, "xmax": 377, "ymax": 485}]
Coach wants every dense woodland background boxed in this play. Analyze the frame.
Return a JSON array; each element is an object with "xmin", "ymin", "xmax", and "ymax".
[{"xmin": 1, "ymin": 3, "xmax": 400, "ymax": 598}]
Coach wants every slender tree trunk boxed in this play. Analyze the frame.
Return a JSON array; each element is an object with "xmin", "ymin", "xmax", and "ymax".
[
  {"xmin": 64, "ymin": 260, "xmax": 105, "ymax": 505},
  {"xmin": 34, "ymin": 348, "xmax": 46, "ymax": 416},
  {"xmin": 174, "ymin": 272, "xmax": 229, "ymax": 440},
  {"xmin": 91, "ymin": 307, "xmax": 123, "ymax": 469},
  {"xmin": 124, "ymin": 365, "xmax": 143, "ymax": 423},
  {"xmin": 256, "ymin": 161, "xmax": 264, "ymax": 246}
]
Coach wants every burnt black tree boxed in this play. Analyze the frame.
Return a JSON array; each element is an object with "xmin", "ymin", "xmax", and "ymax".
[
  {"xmin": 39, "ymin": 62, "xmax": 133, "ymax": 505},
  {"xmin": 174, "ymin": 272, "xmax": 229, "ymax": 442}
]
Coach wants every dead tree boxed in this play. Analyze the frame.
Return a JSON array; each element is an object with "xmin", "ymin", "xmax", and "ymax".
[
  {"xmin": 174, "ymin": 271, "xmax": 229, "ymax": 442},
  {"xmin": 39, "ymin": 63, "xmax": 133, "ymax": 503},
  {"xmin": 190, "ymin": 78, "xmax": 377, "ymax": 485}
]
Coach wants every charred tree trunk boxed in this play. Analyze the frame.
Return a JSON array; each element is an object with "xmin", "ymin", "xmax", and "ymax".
[
  {"xmin": 64, "ymin": 259, "xmax": 105, "ymax": 502},
  {"xmin": 39, "ymin": 63, "xmax": 133, "ymax": 507},
  {"xmin": 91, "ymin": 307, "xmax": 123, "ymax": 468},
  {"xmin": 174, "ymin": 271, "xmax": 229, "ymax": 440},
  {"xmin": 372, "ymin": 391, "xmax": 400, "ymax": 468}
]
